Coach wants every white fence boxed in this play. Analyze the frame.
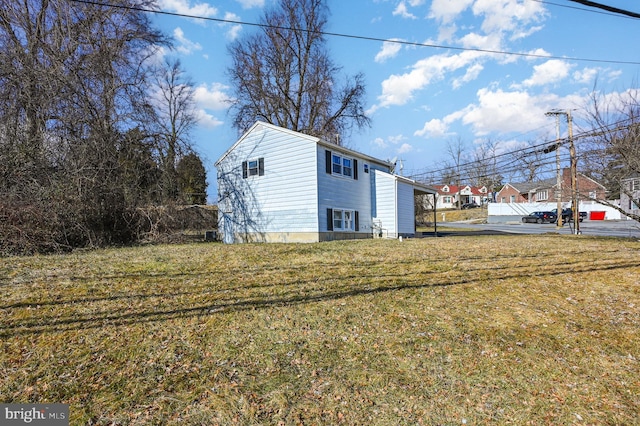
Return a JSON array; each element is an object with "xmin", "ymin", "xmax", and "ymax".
[{"xmin": 487, "ymin": 201, "xmax": 623, "ymax": 221}]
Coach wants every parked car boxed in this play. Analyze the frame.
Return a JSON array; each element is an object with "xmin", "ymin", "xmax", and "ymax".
[
  {"xmin": 551, "ymin": 208, "xmax": 586, "ymax": 223},
  {"xmin": 522, "ymin": 211, "xmax": 557, "ymax": 224},
  {"xmin": 461, "ymin": 202, "xmax": 480, "ymax": 209}
]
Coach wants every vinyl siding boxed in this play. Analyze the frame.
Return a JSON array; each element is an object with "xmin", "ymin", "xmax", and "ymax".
[
  {"xmin": 372, "ymin": 170, "xmax": 397, "ymax": 237},
  {"xmin": 397, "ymin": 181, "xmax": 416, "ymax": 235},
  {"xmin": 216, "ymin": 123, "xmax": 318, "ymax": 236},
  {"xmin": 317, "ymin": 146, "xmax": 373, "ymax": 233}
]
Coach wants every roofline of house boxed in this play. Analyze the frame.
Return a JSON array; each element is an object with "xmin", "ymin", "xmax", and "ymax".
[{"xmin": 215, "ymin": 121, "xmax": 393, "ymax": 168}]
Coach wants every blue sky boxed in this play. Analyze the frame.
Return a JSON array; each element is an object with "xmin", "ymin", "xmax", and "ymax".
[{"xmin": 149, "ymin": 0, "xmax": 640, "ymax": 202}]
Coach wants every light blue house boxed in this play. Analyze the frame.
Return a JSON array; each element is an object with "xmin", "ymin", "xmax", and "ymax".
[{"xmin": 215, "ymin": 122, "xmax": 436, "ymax": 243}]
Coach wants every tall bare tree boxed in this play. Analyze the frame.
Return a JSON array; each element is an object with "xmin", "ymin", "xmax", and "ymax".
[
  {"xmin": 227, "ymin": 0, "xmax": 370, "ymax": 142},
  {"xmin": 582, "ymin": 86, "xmax": 640, "ymax": 222},
  {"xmin": 147, "ymin": 58, "xmax": 198, "ymax": 201},
  {"xmin": 469, "ymin": 139, "xmax": 503, "ymax": 194},
  {"xmin": 0, "ymin": 0, "xmax": 169, "ymax": 252}
]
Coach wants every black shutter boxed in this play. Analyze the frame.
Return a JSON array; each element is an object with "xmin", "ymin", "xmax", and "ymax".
[
  {"xmin": 327, "ymin": 208, "xmax": 333, "ymax": 231},
  {"xmin": 326, "ymin": 150, "xmax": 332, "ymax": 174},
  {"xmin": 355, "ymin": 211, "xmax": 359, "ymax": 231},
  {"xmin": 353, "ymin": 159, "xmax": 358, "ymax": 180},
  {"xmin": 258, "ymin": 158, "xmax": 264, "ymax": 176},
  {"xmin": 242, "ymin": 161, "xmax": 248, "ymax": 178}
]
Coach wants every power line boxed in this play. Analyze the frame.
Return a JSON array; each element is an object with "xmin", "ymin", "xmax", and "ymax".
[
  {"xmin": 67, "ymin": 0, "xmax": 640, "ymax": 66},
  {"xmin": 567, "ymin": 0, "xmax": 640, "ymax": 19},
  {"xmin": 408, "ymin": 116, "xmax": 640, "ymax": 183},
  {"xmin": 530, "ymin": 0, "xmax": 639, "ymax": 20}
]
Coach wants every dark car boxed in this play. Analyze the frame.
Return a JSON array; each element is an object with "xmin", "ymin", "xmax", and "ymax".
[
  {"xmin": 522, "ymin": 211, "xmax": 557, "ymax": 224},
  {"xmin": 461, "ymin": 202, "xmax": 480, "ymax": 209},
  {"xmin": 551, "ymin": 208, "xmax": 586, "ymax": 223}
]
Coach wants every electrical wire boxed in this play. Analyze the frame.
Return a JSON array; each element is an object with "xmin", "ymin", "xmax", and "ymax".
[
  {"xmin": 530, "ymin": 0, "xmax": 639, "ymax": 20},
  {"xmin": 408, "ymin": 116, "xmax": 640, "ymax": 184},
  {"xmin": 67, "ymin": 0, "xmax": 640, "ymax": 66}
]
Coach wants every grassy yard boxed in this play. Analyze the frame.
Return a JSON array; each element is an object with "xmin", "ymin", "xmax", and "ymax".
[{"xmin": 1, "ymin": 236, "xmax": 639, "ymax": 425}]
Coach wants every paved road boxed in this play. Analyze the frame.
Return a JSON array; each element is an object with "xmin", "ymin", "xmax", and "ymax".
[{"xmin": 440, "ymin": 220, "xmax": 640, "ymax": 238}]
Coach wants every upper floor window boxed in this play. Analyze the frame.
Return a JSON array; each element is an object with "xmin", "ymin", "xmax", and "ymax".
[
  {"xmin": 326, "ymin": 150, "xmax": 358, "ymax": 180},
  {"xmin": 242, "ymin": 158, "xmax": 264, "ymax": 178},
  {"xmin": 536, "ymin": 190, "xmax": 548, "ymax": 201},
  {"xmin": 332, "ymin": 153, "xmax": 352, "ymax": 177}
]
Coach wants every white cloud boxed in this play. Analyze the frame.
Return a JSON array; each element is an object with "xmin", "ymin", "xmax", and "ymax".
[
  {"xmin": 222, "ymin": 12, "xmax": 243, "ymax": 40},
  {"xmin": 158, "ymin": 0, "xmax": 217, "ymax": 17},
  {"xmin": 454, "ymin": 88, "xmax": 585, "ymax": 137},
  {"xmin": 393, "ymin": 2, "xmax": 417, "ymax": 19},
  {"xmin": 375, "ymin": 39, "xmax": 404, "ymax": 63},
  {"xmin": 414, "ymin": 118, "xmax": 448, "ymax": 138},
  {"xmin": 453, "ymin": 63, "xmax": 484, "ymax": 89},
  {"xmin": 372, "ymin": 137, "xmax": 388, "ymax": 148},
  {"xmin": 235, "ymin": 0, "xmax": 264, "ymax": 8},
  {"xmin": 398, "ymin": 143, "xmax": 413, "ymax": 154},
  {"xmin": 462, "ymin": 88, "xmax": 545, "ymax": 135},
  {"xmin": 193, "ymin": 83, "xmax": 233, "ymax": 110},
  {"xmin": 429, "ymin": 0, "xmax": 473, "ymax": 24},
  {"xmin": 573, "ymin": 67, "xmax": 599, "ymax": 85},
  {"xmin": 524, "ymin": 48, "xmax": 551, "ymax": 60},
  {"xmin": 389, "ymin": 134, "xmax": 407, "ymax": 144},
  {"xmin": 472, "ymin": 0, "xmax": 546, "ymax": 35},
  {"xmin": 196, "ymin": 110, "xmax": 224, "ymax": 128},
  {"xmin": 370, "ymin": 50, "xmax": 484, "ymax": 112},
  {"xmin": 458, "ymin": 32, "xmax": 502, "ymax": 51},
  {"xmin": 173, "ymin": 27, "xmax": 202, "ymax": 55},
  {"xmin": 519, "ymin": 59, "xmax": 572, "ymax": 87}
]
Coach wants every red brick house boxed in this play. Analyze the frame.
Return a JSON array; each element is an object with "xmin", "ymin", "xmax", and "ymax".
[{"xmin": 496, "ymin": 168, "xmax": 606, "ymax": 203}]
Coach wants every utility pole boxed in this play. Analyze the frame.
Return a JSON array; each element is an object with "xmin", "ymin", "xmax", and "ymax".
[
  {"xmin": 546, "ymin": 109, "xmax": 579, "ymax": 234},
  {"xmin": 567, "ymin": 110, "xmax": 579, "ymax": 234}
]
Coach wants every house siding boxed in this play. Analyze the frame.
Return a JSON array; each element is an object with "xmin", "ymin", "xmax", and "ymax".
[
  {"xmin": 397, "ymin": 181, "xmax": 416, "ymax": 236},
  {"xmin": 317, "ymin": 145, "xmax": 375, "ymax": 239},
  {"xmin": 372, "ymin": 170, "xmax": 397, "ymax": 238},
  {"xmin": 216, "ymin": 123, "xmax": 319, "ymax": 242}
]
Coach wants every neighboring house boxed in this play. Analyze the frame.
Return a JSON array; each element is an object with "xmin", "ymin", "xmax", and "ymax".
[
  {"xmin": 215, "ymin": 122, "xmax": 437, "ymax": 243},
  {"xmin": 431, "ymin": 184, "xmax": 488, "ymax": 209},
  {"xmin": 496, "ymin": 168, "xmax": 606, "ymax": 204},
  {"xmin": 620, "ymin": 175, "xmax": 640, "ymax": 218}
]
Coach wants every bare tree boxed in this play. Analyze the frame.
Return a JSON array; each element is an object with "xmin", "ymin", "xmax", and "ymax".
[
  {"xmin": 469, "ymin": 138, "xmax": 503, "ymax": 195},
  {"xmin": 506, "ymin": 139, "xmax": 550, "ymax": 183},
  {"xmin": 147, "ymin": 58, "xmax": 198, "ymax": 201},
  {"xmin": 227, "ymin": 0, "xmax": 370, "ymax": 143},
  {"xmin": 0, "ymin": 0, "xmax": 170, "ymax": 252},
  {"xmin": 443, "ymin": 137, "xmax": 467, "ymax": 208},
  {"xmin": 582, "ymin": 86, "xmax": 640, "ymax": 222}
]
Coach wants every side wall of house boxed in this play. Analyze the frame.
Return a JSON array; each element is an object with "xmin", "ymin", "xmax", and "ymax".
[
  {"xmin": 397, "ymin": 181, "xmax": 416, "ymax": 236},
  {"xmin": 372, "ymin": 170, "xmax": 397, "ymax": 238},
  {"xmin": 217, "ymin": 124, "xmax": 319, "ymax": 242},
  {"xmin": 497, "ymin": 185, "xmax": 527, "ymax": 203}
]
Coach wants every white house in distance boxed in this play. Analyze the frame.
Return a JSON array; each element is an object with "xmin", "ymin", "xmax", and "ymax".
[
  {"xmin": 431, "ymin": 184, "xmax": 488, "ymax": 209},
  {"xmin": 215, "ymin": 122, "xmax": 436, "ymax": 243}
]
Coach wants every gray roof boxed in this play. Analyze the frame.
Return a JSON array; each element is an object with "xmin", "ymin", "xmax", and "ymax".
[{"xmin": 510, "ymin": 177, "xmax": 556, "ymax": 193}]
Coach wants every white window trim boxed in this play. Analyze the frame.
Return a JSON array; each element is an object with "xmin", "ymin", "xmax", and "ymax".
[
  {"xmin": 331, "ymin": 153, "xmax": 353, "ymax": 178},
  {"xmin": 332, "ymin": 208, "xmax": 355, "ymax": 231}
]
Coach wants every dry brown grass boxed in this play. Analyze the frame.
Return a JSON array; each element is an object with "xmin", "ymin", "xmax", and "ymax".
[{"xmin": 1, "ymin": 235, "xmax": 639, "ymax": 425}]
